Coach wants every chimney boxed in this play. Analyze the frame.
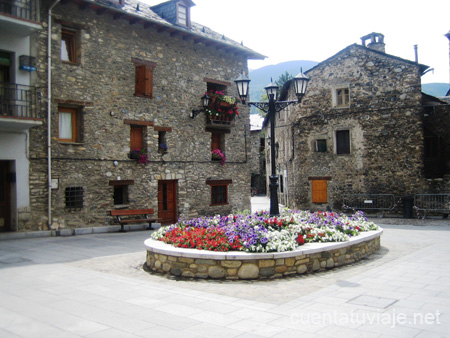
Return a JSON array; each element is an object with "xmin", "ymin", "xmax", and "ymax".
[{"xmin": 361, "ymin": 33, "xmax": 385, "ymax": 53}]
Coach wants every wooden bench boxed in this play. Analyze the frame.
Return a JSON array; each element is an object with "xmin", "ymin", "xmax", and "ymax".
[{"xmin": 110, "ymin": 209, "xmax": 159, "ymax": 232}]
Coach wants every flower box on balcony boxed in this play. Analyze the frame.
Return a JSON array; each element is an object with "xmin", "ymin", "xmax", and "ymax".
[{"xmin": 204, "ymin": 91, "xmax": 239, "ymax": 127}]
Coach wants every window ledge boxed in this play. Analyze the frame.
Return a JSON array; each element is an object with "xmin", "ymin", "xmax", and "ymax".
[
  {"xmin": 134, "ymin": 93, "xmax": 153, "ymax": 99},
  {"xmin": 57, "ymin": 141, "xmax": 84, "ymax": 146},
  {"xmin": 210, "ymin": 203, "xmax": 229, "ymax": 206},
  {"xmin": 61, "ymin": 61, "xmax": 80, "ymax": 66},
  {"xmin": 113, "ymin": 204, "xmax": 130, "ymax": 209}
]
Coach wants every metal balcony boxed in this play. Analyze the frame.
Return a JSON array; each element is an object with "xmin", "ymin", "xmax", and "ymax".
[
  {"xmin": 0, "ymin": 82, "xmax": 42, "ymax": 120},
  {"xmin": 0, "ymin": 0, "xmax": 41, "ymax": 36},
  {"xmin": 0, "ymin": 0, "xmax": 39, "ymax": 22}
]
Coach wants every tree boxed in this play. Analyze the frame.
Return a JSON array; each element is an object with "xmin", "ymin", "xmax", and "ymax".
[
  {"xmin": 257, "ymin": 71, "xmax": 294, "ymax": 117},
  {"xmin": 276, "ymin": 71, "xmax": 294, "ymax": 89}
]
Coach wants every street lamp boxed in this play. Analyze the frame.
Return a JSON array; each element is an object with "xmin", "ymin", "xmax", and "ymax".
[{"xmin": 234, "ymin": 69, "xmax": 309, "ymax": 216}]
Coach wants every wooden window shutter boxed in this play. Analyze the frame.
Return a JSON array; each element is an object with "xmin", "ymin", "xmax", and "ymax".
[
  {"xmin": 312, "ymin": 180, "xmax": 327, "ymax": 203},
  {"xmin": 130, "ymin": 125, "xmax": 144, "ymax": 151},
  {"xmin": 135, "ymin": 65, "xmax": 152, "ymax": 97},
  {"xmin": 211, "ymin": 132, "xmax": 222, "ymax": 151}
]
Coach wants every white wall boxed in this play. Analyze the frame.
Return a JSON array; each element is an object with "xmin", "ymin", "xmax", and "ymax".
[
  {"xmin": 0, "ymin": 32, "xmax": 31, "ymax": 85},
  {"xmin": 0, "ymin": 131, "xmax": 30, "ymax": 211}
]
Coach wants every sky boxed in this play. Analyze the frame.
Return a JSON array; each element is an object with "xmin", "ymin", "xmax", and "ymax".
[{"xmin": 143, "ymin": 0, "xmax": 450, "ymax": 85}]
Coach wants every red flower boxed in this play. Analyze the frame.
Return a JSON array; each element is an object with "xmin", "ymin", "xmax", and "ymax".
[{"xmin": 296, "ymin": 234, "xmax": 305, "ymax": 245}]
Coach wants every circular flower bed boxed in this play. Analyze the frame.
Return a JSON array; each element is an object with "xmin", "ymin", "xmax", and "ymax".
[{"xmin": 151, "ymin": 209, "xmax": 380, "ymax": 253}]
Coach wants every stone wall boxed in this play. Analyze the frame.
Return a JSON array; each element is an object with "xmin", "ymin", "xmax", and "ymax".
[
  {"xmin": 249, "ymin": 129, "xmax": 266, "ymax": 195},
  {"xmin": 145, "ymin": 231, "xmax": 382, "ymax": 279},
  {"xmin": 27, "ymin": 0, "xmax": 252, "ymax": 230}
]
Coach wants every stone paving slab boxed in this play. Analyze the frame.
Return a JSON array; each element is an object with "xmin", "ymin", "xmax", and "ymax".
[{"xmin": 1, "ymin": 197, "xmax": 450, "ymax": 337}]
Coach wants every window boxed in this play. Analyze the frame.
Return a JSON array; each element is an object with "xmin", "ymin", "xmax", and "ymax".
[
  {"xmin": 130, "ymin": 125, "xmax": 145, "ymax": 152},
  {"xmin": 211, "ymin": 131, "xmax": 223, "ymax": 152},
  {"xmin": 211, "ymin": 131, "xmax": 224, "ymax": 161},
  {"xmin": 336, "ymin": 130, "xmax": 350, "ymax": 155},
  {"xmin": 207, "ymin": 81, "xmax": 227, "ymax": 94},
  {"xmin": 58, "ymin": 107, "xmax": 79, "ymax": 142},
  {"xmin": 65, "ymin": 186, "xmax": 84, "ymax": 209},
  {"xmin": 211, "ymin": 185, "xmax": 227, "ymax": 205},
  {"xmin": 113, "ymin": 185, "xmax": 128, "ymax": 205},
  {"xmin": 110, "ymin": 180, "xmax": 134, "ymax": 205},
  {"xmin": 333, "ymin": 87, "xmax": 350, "ymax": 107},
  {"xmin": 316, "ymin": 139, "xmax": 327, "ymax": 152},
  {"xmin": 207, "ymin": 180, "xmax": 232, "ymax": 206},
  {"xmin": 133, "ymin": 60, "xmax": 156, "ymax": 98},
  {"xmin": 61, "ymin": 29, "xmax": 77, "ymax": 63},
  {"xmin": 177, "ymin": 4, "xmax": 188, "ymax": 26},
  {"xmin": 312, "ymin": 180, "xmax": 327, "ymax": 204},
  {"xmin": 158, "ymin": 131, "xmax": 167, "ymax": 154},
  {"xmin": 206, "ymin": 179, "xmax": 232, "ymax": 206}
]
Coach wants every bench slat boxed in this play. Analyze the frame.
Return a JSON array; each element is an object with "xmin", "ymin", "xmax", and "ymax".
[{"xmin": 111, "ymin": 209, "xmax": 154, "ymax": 216}]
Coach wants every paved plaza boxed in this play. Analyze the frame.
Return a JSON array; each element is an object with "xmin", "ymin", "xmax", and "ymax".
[{"xmin": 1, "ymin": 197, "xmax": 450, "ymax": 337}]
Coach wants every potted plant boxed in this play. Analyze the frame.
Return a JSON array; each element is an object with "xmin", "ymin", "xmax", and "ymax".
[
  {"xmin": 129, "ymin": 148, "xmax": 149, "ymax": 165},
  {"xmin": 205, "ymin": 90, "xmax": 240, "ymax": 122},
  {"xmin": 158, "ymin": 143, "xmax": 168, "ymax": 154},
  {"xmin": 211, "ymin": 149, "xmax": 226, "ymax": 165}
]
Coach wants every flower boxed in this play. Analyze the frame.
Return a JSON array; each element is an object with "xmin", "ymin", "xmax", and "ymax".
[
  {"xmin": 211, "ymin": 149, "xmax": 226, "ymax": 165},
  {"xmin": 151, "ymin": 209, "xmax": 379, "ymax": 253},
  {"xmin": 130, "ymin": 149, "xmax": 149, "ymax": 166},
  {"xmin": 205, "ymin": 90, "xmax": 240, "ymax": 120}
]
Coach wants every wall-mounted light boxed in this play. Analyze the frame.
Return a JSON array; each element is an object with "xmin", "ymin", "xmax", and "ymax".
[{"xmin": 190, "ymin": 93, "xmax": 210, "ymax": 118}]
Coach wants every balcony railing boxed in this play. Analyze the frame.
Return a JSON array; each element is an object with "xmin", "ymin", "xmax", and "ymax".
[
  {"xmin": 0, "ymin": 83, "xmax": 42, "ymax": 119},
  {"xmin": 0, "ymin": 0, "xmax": 39, "ymax": 22}
]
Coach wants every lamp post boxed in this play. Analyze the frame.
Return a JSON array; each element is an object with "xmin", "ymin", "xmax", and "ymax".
[{"xmin": 234, "ymin": 70, "xmax": 309, "ymax": 216}]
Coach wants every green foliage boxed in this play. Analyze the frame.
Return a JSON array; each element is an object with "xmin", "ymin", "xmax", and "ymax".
[
  {"xmin": 276, "ymin": 71, "xmax": 294, "ymax": 88},
  {"xmin": 257, "ymin": 71, "xmax": 294, "ymax": 117}
]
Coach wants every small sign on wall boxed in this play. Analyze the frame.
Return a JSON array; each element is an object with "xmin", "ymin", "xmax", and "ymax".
[{"xmin": 51, "ymin": 178, "xmax": 59, "ymax": 190}]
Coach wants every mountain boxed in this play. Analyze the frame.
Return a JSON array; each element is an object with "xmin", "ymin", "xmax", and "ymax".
[
  {"xmin": 422, "ymin": 83, "xmax": 449, "ymax": 97},
  {"xmin": 248, "ymin": 60, "xmax": 318, "ymax": 113}
]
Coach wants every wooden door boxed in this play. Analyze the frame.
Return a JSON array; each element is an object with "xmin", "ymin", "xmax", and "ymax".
[
  {"xmin": 158, "ymin": 180, "xmax": 177, "ymax": 225},
  {"xmin": 312, "ymin": 180, "xmax": 327, "ymax": 204},
  {"xmin": 0, "ymin": 162, "xmax": 10, "ymax": 231}
]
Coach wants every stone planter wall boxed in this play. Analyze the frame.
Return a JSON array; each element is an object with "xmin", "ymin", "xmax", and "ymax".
[{"xmin": 144, "ymin": 229, "xmax": 382, "ymax": 280}]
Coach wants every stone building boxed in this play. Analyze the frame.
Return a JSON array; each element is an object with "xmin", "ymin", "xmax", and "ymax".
[
  {"xmin": 266, "ymin": 33, "xmax": 450, "ymax": 212},
  {"xmin": 249, "ymin": 127, "xmax": 266, "ymax": 196},
  {"xmin": 1, "ymin": 0, "xmax": 264, "ymax": 231}
]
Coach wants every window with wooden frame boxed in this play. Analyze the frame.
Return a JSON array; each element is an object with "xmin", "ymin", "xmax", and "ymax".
[
  {"xmin": 133, "ymin": 59, "xmax": 156, "ymax": 98},
  {"xmin": 207, "ymin": 80, "xmax": 227, "ymax": 94},
  {"xmin": 177, "ymin": 3, "xmax": 189, "ymax": 27},
  {"xmin": 316, "ymin": 139, "xmax": 327, "ymax": 152},
  {"xmin": 58, "ymin": 107, "xmax": 79, "ymax": 142},
  {"xmin": 207, "ymin": 180, "xmax": 232, "ymax": 206},
  {"xmin": 124, "ymin": 120, "xmax": 153, "ymax": 157},
  {"xmin": 333, "ymin": 87, "xmax": 350, "ymax": 107},
  {"xmin": 61, "ymin": 29, "xmax": 77, "ymax": 63},
  {"xmin": 336, "ymin": 130, "xmax": 350, "ymax": 155}
]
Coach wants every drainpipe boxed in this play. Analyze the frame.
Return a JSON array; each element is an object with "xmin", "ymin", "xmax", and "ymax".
[{"xmin": 47, "ymin": 0, "xmax": 61, "ymax": 229}]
